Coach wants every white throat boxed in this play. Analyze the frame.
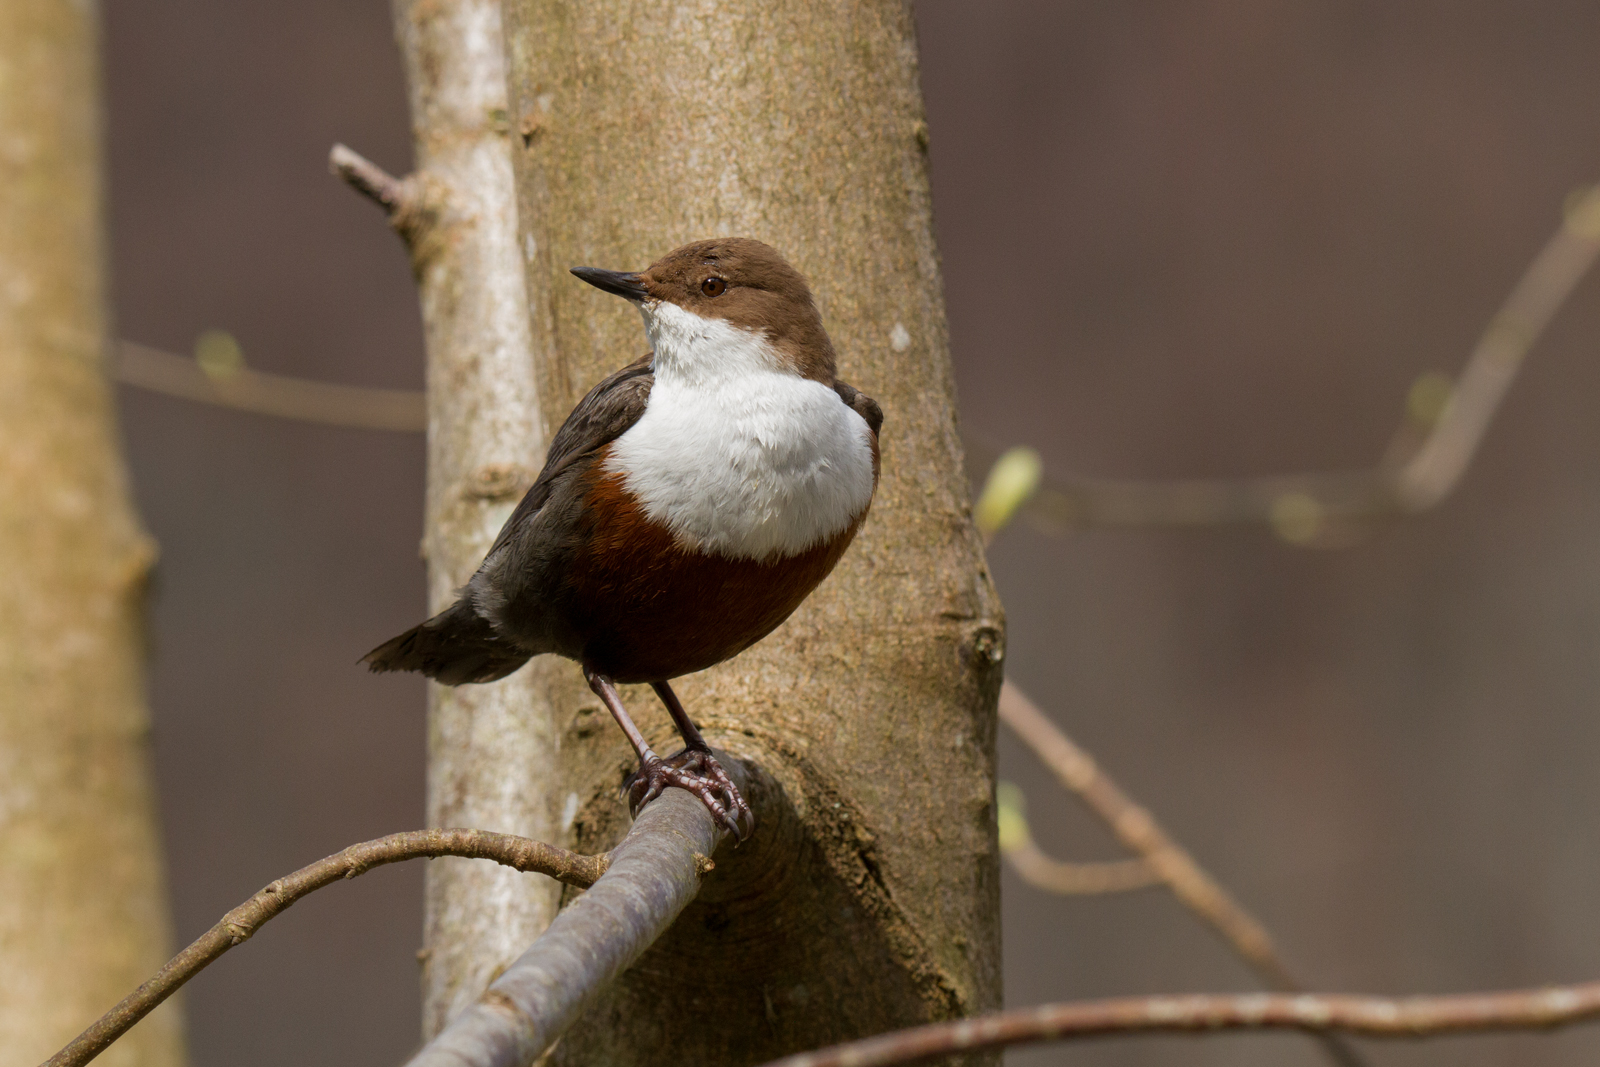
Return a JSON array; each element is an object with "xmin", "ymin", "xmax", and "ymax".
[
  {"xmin": 639, "ymin": 298, "xmax": 787, "ymax": 382},
  {"xmin": 607, "ymin": 301, "xmax": 876, "ymax": 561}
]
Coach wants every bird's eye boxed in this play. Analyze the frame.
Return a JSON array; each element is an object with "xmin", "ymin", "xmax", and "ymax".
[{"xmin": 701, "ymin": 276, "xmax": 727, "ymax": 297}]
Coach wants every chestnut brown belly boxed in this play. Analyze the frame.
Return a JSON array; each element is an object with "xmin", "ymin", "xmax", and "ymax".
[{"xmin": 562, "ymin": 467, "xmax": 862, "ymax": 683}]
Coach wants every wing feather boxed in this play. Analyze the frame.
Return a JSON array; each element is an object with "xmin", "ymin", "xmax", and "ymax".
[
  {"xmin": 484, "ymin": 355, "xmax": 654, "ymax": 558},
  {"xmin": 832, "ymin": 379, "xmax": 883, "ymax": 438}
]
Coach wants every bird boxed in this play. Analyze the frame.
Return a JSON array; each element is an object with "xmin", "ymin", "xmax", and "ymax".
[{"xmin": 364, "ymin": 237, "xmax": 883, "ymax": 838}]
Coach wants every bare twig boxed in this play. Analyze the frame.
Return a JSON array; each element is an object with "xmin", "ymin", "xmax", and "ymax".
[
  {"xmin": 1007, "ymin": 843, "xmax": 1161, "ymax": 895},
  {"xmin": 1393, "ymin": 186, "xmax": 1600, "ymax": 510},
  {"xmin": 42, "ymin": 829, "xmax": 606, "ymax": 1067},
  {"xmin": 998, "ymin": 690, "xmax": 1369, "ymax": 1067},
  {"xmin": 1000, "ymin": 681, "xmax": 1300, "ymax": 990},
  {"xmin": 330, "ymin": 142, "xmax": 441, "ymax": 264},
  {"xmin": 403, "ymin": 782, "xmax": 733, "ymax": 1067},
  {"xmin": 997, "ymin": 781, "xmax": 1160, "ymax": 894},
  {"xmin": 978, "ymin": 184, "xmax": 1600, "ymax": 542},
  {"xmin": 329, "ymin": 142, "xmax": 409, "ymax": 215},
  {"xmin": 113, "ymin": 340, "xmax": 426, "ymax": 432},
  {"xmin": 756, "ymin": 982, "xmax": 1600, "ymax": 1067}
]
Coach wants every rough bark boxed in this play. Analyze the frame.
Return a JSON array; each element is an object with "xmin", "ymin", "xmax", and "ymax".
[
  {"xmin": 0, "ymin": 2, "xmax": 185, "ymax": 1065},
  {"xmin": 499, "ymin": 2, "xmax": 1006, "ymax": 1062},
  {"xmin": 387, "ymin": 0, "xmax": 565, "ymax": 1039}
]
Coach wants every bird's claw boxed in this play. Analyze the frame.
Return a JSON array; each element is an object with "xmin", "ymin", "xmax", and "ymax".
[{"xmin": 626, "ymin": 746, "xmax": 753, "ymax": 841}]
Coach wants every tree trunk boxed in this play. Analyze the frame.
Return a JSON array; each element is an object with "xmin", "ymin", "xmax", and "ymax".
[
  {"xmin": 0, "ymin": 3, "xmax": 185, "ymax": 1065},
  {"xmin": 388, "ymin": 0, "xmax": 567, "ymax": 1039},
  {"xmin": 499, "ymin": 2, "xmax": 1006, "ymax": 1061}
]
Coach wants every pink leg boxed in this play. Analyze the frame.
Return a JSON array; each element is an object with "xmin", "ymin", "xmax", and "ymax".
[
  {"xmin": 652, "ymin": 681, "xmax": 753, "ymax": 838},
  {"xmin": 583, "ymin": 667, "xmax": 750, "ymax": 839}
]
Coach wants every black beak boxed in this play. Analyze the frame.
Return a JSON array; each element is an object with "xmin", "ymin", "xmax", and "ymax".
[{"xmin": 570, "ymin": 267, "xmax": 649, "ymax": 302}]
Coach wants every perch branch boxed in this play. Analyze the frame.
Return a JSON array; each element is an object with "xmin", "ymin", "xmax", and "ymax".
[
  {"xmin": 403, "ymin": 782, "xmax": 733, "ymax": 1067},
  {"xmin": 756, "ymin": 982, "xmax": 1600, "ymax": 1067},
  {"xmin": 999, "ymin": 681, "xmax": 1298, "ymax": 991},
  {"xmin": 977, "ymin": 184, "xmax": 1600, "ymax": 541},
  {"xmin": 113, "ymin": 340, "xmax": 426, "ymax": 432},
  {"xmin": 42, "ymin": 829, "xmax": 606, "ymax": 1067}
]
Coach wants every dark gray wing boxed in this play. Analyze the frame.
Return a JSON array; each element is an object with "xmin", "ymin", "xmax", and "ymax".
[
  {"xmin": 365, "ymin": 356, "xmax": 654, "ymax": 681},
  {"xmin": 833, "ymin": 379, "xmax": 883, "ymax": 437},
  {"xmin": 483, "ymin": 355, "xmax": 654, "ymax": 558}
]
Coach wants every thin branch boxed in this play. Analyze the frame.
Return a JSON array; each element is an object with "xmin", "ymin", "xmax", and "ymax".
[
  {"xmin": 1393, "ymin": 186, "xmax": 1600, "ymax": 511},
  {"xmin": 756, "ymin": 982, "xmax": 1600, "ymax": 1067},
  {"xmin": 976, "ymin": 184, "xmax": 1600, "ymax": 542},
  {"xmin": 1000, "ymin": 686, "xmax": 1369, "ymax": 1067},
  {"xmin": 1007, "ymin": 842, "xmax": 1161, "ymax": 895},
  {"xmin": 999, "ymin": 681, "xmax": 1301, "ymax": 990},
  {"xmin": 997, "ymin": 780, "xmax": 1160, "ymax": 894},
  {"xmin": 404, "ymin": 782, "xmax": 733, "ymax": 1067},
  {"xmin": 42, "ymin": 829, "xmax": 606, "ymax": 1067},
  {"xmin": 113, "ymin": 340, "xmax": 426, "ymax": 432},
  {"xmin": 329, "ymin": 142, "xmax": 408, "ymax": 215}
]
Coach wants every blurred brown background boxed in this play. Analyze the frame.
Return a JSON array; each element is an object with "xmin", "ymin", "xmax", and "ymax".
[{"xmin": 103, "ymin": 1, "xmax": 1600, "ymax": 1064}]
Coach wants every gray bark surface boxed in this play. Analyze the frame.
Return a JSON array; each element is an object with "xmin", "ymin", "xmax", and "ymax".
[
  {"xmin": 388, "ymin": 0, "xmax": 564, "ymax": 1039},
  {"xmin": 498, "ymin": 2, "xmax": 1006, "ymax": 1060},
  {"xmin": 0, "ymin": 3, "xmax": 184, "ymax": 1065},
  {"xmin": 405, "ymin": 786, "xmax": 726, "ymax": 1067}
]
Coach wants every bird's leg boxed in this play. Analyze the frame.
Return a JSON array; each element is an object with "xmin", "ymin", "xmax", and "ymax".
[
  {"xmin": 652, "ymin": 679, "xmax": 712, "ymax": 750},
  {"xmin": 583, "ymin": 667, "xmax": 746, "ymax": 839},
  {"xmin": 652, "ymin": 680, "xmax": 753, "ymax": 839},
  {"xmin": 583, "ymin": 666, "xmax": 661, "ymax": 763}
]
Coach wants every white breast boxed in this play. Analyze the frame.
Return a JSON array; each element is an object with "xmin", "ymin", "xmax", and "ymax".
[{"xmin": 605, "ymin": 303, "xmax": 877, "ymax": 562}]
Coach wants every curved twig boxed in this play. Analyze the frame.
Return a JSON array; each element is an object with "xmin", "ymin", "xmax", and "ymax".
[
  {"xmin": 997, "ymin": 781, "xmax": 1160, "ymax": 894},
  {"xmin": 1000, "ymin": 682, "xmax": 1298, "ymax": 989},
  {"xmin": 1007, "ymin": 842, "xmax": 1161, "ymax": 894},
  {"xmin": 404, "ymin": 784, "xmax": 731, "ymax": 1067},
  {"xmin": 976, "ymin": 183, "xmax": 1600, "ymax": 542},
  {"xmin": 756, "ymin": 983, "xmax": 1600, "ymax": 1067},
  {"xmin": 1000, "ymin": 683, "xmax": 1369, "ymax": 1067},
  {"xmin": 42, "ymin": 829, "xmax": 606, "ymax": 1067},
  {"xmin": 1392, "ymin": 187, "xmax": 1600, "ymax": 510}
]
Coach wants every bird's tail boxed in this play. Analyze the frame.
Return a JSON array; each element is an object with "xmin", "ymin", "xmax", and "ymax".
[{"xmin": 362, "ymin": 598, "xmax": 530, "ymax": 685}]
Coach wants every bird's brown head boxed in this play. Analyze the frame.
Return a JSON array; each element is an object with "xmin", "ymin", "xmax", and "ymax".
[{"xmin": 571, "ymin": 237, "xmax": 836, "ymax": 383}]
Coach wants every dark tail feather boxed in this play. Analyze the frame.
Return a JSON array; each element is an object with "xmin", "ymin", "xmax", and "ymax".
[{"xmin": 362, "ymin": 599, "xmax": 530, "ymax": 685}]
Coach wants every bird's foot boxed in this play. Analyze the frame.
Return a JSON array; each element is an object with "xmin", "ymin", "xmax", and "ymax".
[{"xmin": 626, "ymin": 746, "xmax": 753, "ymax": 841}]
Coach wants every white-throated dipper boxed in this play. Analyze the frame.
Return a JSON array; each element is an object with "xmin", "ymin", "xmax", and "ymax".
[{"xmin": 364, "ymin": 237, "xmax": 883, "ymax": 838}]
